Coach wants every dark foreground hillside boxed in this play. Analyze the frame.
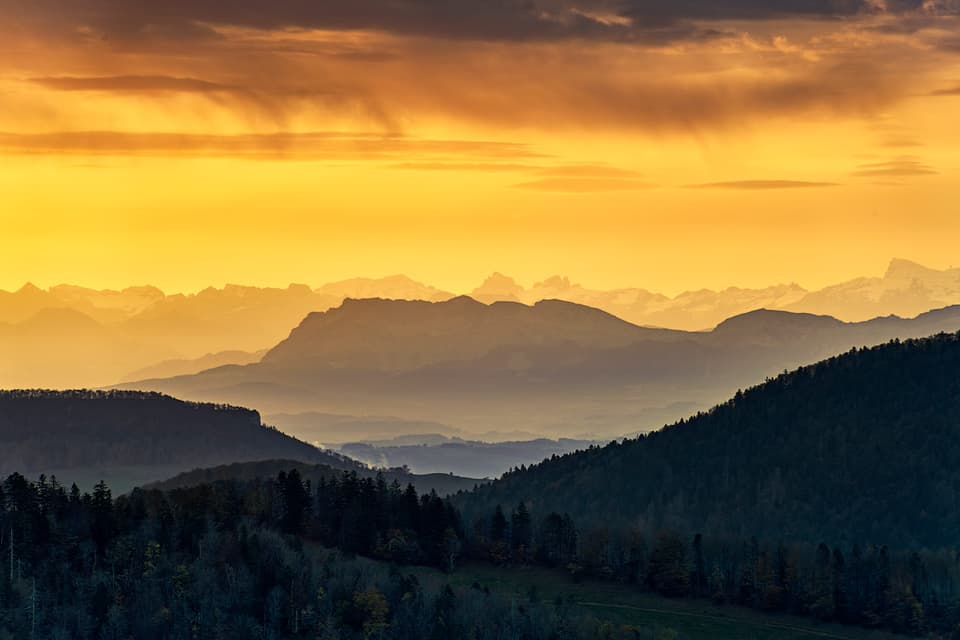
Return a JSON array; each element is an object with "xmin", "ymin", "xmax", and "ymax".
[
  {"xmin": 459, "ymin": 332, "xmax": 960, "ymax": 549},
  {"xmin": 0, "ymin": 390, "xmax": 332, "ymax": 488},
  {"xmin": 0, "ymin": 470, "xmax": 710, "ymax": 640}
]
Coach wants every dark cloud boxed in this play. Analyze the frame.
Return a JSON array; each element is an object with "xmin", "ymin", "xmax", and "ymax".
[
  {"xmin": 13, "ymin": 1, "xmax": 629, "ymax": 43},
  {"xmin": 2, "ymin": 2, "xmax": 951, "ymax": 136},
  {"xmin": 687, "ymin": 180, "xmax": 840, "ymax": 189},
  {"xmin": 619, "ymin": 0, "xmax": 880, "ymax": 25},
  {"xmin": 9, "ymin": 0, "xmax": 950, "ymax": 46}
]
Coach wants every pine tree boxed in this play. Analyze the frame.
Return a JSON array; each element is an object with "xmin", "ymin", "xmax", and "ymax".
[
  {"xmin": 491, "ymin": 505, "xmax": 507, "ymax": 543},
  {"xmin": 692, "ymin": 534, "xmax": 707, "ymax": 597},
  {"xmin": 89, "ymin": 480, "xmax": 113, "ymax": 558},
  {"xmin": 510, "ymin": 503, "xmax": 531, "ymax": 562},
  {"xmin": 811, "ymin": 543, "xmax": 835, "ymax": 620},
  {"xmin": 647, "ymin": 531, "xmax": 690, "ymax": 597}
]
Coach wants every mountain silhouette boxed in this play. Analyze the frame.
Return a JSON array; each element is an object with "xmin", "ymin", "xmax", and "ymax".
[
  {"xmin": 5, "ymin": 259, "xmax": 960, "ymax": 389},
  {"xmin": 119, "ymin": 297, "xmax": 960, "ymax": 441},
  {"xmin": 119, "ymin": 349, "xmax": 267, "ymax": 382},
  {"xmin": 0, "ymin": 277, "xmax": 453, "ymax": 388},
  {"xmin": 263, "ymin": 297, "xmax": 670, "ymax": 371}
]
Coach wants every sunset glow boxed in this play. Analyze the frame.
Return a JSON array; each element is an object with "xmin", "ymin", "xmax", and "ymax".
[{"xmin": 1, "ymin": 1, "xmax": 959, "ymax": 293}]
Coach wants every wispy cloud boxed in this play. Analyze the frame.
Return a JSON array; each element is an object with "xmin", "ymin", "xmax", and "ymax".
[
  {"xmin": 28, "ymin": 75, "xmax": 242, "ymax": 93},
  {"xmin": 686, "ymin": 180, "xmax": 840, "ymax": 190},
  {"xmin": 390, "ymin": 162, "xmax": 540, "ymax": 172},
  {"xmin": 878, "ymin": 136, "xmax": 925, "ymax": 148},
  {"xmin": 0, "ymin": 131, "xmax": 542, "ymax": 160},
  {"xmin": 537, "ymin": 164, "xmax": 642, "ymax": 178},
  {"xmin": 513, "ymin": 177, "xmax": 652, "ymax": 192},
  {"xmin": 852, "ymin": 157, "xmax": 938, "ymax": 177}
]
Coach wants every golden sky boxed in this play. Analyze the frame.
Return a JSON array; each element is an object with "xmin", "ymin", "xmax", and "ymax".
[{"xmin": 1, "ymin": 1, "xmax": 959, "ymax": 295}]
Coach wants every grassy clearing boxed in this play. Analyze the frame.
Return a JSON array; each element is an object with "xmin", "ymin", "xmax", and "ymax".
[{"xmin": 410, "ymin": 562, "xmax": 906, "ymax": 640}]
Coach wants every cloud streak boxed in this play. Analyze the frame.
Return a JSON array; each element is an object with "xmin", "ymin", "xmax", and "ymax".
[
  {"xmin": 28, "ymin": 75, "xmax": 242, "ymax": 93},
  {"xmin": 0, "ymin": 131, "xmax": 542, "ymax": 160},
  {"xmin": 930, "ymin": 86, "xmax": 960, "ymax": 96},
  {"xmin": 513, "ymin": 177, "xmax": 652, "ymax": 192},
  {"xmin": 852, "ymin": 157, "xmax": 938, "ymax": 177},
  {"xmin": 687, "ymin": 180, "xmax": 841, "ymax": 189}
]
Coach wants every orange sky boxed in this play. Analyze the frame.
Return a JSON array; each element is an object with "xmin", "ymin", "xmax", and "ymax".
[{"xmin": 1, "ymin": 1, "xmax": 959, "ymax": 295}]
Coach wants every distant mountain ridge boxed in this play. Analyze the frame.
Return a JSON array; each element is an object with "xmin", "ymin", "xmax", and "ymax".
[
  {"xmin": 263, "ymin": 296, "xmax": 672, "ymax": 371},
  {"xmin": 120, "ymin": 296, "xmax": 960, "ymax": 441},
  {"xmin": 470, "ymin": 258, "xmax": 960, "ymax": 329},
  {"xmin": 119, "ymin": 349, "xmax": 267, "ymax": 382},
  {"xmin": 3, "ymin": 259, "xmax": 960, "ymax": 388},
  {"xmin": 0, "ymin": 276, "xmax": 453, "ymax": 388},
  {"xmin": 338, "ymin": 437, "xmax": 596, "ymax": 478}
]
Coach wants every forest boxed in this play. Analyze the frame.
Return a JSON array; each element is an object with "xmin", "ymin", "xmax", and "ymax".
[
  {"xmin": 1, "ymin": 469, "xmax": 681, "ymax": 640},
  {"xmin": 5, "ymin": 467, "xmax": 960, "ymax": 639},
  {"xmin": 0, "ymin": 390, "xmax": 328, "ymax": 478},
  {"xmin": 457, "ymin": 333, "xmax": 960, "ymax": 549},
  {"xmin": 466, "ymin": 503, "xmax": 959, "ymax": 637}
]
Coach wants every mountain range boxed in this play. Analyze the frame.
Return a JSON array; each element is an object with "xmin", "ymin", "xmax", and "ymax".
[
  {"xmin": 0, "ymin": 278, "xmax": 450, "ymax": 388},
  {"xmin": 119, "ymin": 295, "xmax": 960, "ymax": 441},
  {"xmin": 471, "ymin": 258, "xmax": 960, "ymax": 329},
  {"xmin": 2, "ymin": 258, "xmax": 959, "ymax": 388},
  {"xmin": 338, "ymin": 437, "xmax": 596, "ymax": 478}
]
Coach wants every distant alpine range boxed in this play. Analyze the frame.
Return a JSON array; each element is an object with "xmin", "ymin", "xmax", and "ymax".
[
  {"xmin": 0, "ymin": 258, "xmax": 957, "ymax": 389},
  {"xmin": 3, "ymin": 258, "xmax": 960, "ymax": 448},
  {"xmin": 117, "ymin": 294, "xmax": 960, "ymax": 445}
]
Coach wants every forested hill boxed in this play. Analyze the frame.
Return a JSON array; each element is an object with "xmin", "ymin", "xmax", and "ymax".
[
  {"xmin": 146, "ymin": 459, "xmax": 481, "ymax": 497},
  {"xmin": 0, "ymin": 390, "xmax": 333, "ymax": 484},
  {"xmin": 457, "ymin": 332, "xmax": 960, "ymax": 549}
]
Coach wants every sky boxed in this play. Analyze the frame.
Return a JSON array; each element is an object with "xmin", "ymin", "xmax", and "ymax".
[{"xmin": 1, "ymin": 0, "xmax": 959, "ymax": 295}]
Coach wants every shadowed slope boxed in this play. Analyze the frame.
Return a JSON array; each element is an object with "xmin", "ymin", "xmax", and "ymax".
[{"xmin": 457, "ymin": 332, "xmax": 960, "ymax": 548}]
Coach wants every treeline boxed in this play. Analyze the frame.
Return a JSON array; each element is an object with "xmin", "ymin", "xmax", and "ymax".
[
  {"xmin": 289, "ymin": 469, "xmax": 464, "ymax": 568},
  {"xmin": 0, "ymin": 389, "xmax": 248, "ymax": 412},
  {"xmin": 7, "ymin": 466, "xmax": 960, "ymax": 638},
  {"xmin": 466, "ymin": 504, "xmax": 960, "ymax": 637},
  {"xmin": 0, "ymin": 471, "xmax": 665, "ymax": 640}
]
